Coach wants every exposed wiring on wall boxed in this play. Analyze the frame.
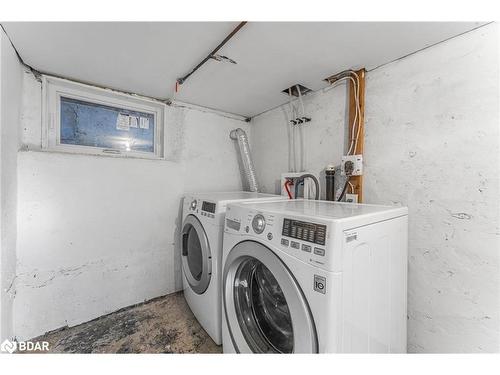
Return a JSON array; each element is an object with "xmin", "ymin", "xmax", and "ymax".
[
  {"xmin": 348, "ymin": 71, "xmax": 362, "ymax": 156},
  {"xmin": 337, "ymin": 178, "xmax": 350, "ymax": 202},
  {"xmin": 348, "ymin": 181, "xmax": 355, "ymax": 194},
  {"xmin": 326, "ymin": 70, "xmax": 361, "ymax": 156}
]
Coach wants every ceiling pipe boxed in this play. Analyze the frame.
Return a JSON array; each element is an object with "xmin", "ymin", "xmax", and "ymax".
[{"xmin": 176, "ymin": 22, "xmax": 247, "ymax": 87}]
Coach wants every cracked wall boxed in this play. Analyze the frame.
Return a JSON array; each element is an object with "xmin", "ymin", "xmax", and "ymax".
[
  {"xmin": 363, "ymin": 23, "xmax": 499, "ymax": 352},
  {"xmin": 251, "ymin": 23, "xmax": 499, "ymax": 352},
  {"xmin": 0, "ymin": 28, "xmax": 23, "ymax": 342},
  {"xmin": 13, "ymin": 71, "xmax": 249, "ymax": 341}
]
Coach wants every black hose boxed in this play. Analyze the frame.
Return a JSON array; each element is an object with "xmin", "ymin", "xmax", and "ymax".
[
  {"xmin": 294, "ymin": 174, "xmax": 320, "ymax": 200},
  {"xmin": 337, "ymin": 178, "xmax": 350, "ymax": 202},
  {"xmin": 325, "ymin": 167, "xmax": 335, "ymax": 201}
]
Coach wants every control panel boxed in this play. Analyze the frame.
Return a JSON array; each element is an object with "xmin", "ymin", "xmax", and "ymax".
[
  {"xmin": 224, "ymin": 206, "xmax": 330, "ymax": 269},
  {"xmin": 186, "ymin": 198, "xmax": 216, "ymax": 219},
  {"xmin": 202, "ymin": 201, "xmax": 216, "ymax": 214},
  {"xmin": 282, "ymin": 218, "xmax": 326, "ymax": 245},
  {"xmin": 200, "ymin": 200, "xmax": 216, "ymax": 218}
]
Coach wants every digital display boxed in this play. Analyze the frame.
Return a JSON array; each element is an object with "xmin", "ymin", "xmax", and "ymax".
[
  {"xmin": 202, "ymin": 201, "xmax": 216, "ymax": 213},
  {"xmin": 282, "ymin": 218, "xmax": 326, "ymax": 245}
]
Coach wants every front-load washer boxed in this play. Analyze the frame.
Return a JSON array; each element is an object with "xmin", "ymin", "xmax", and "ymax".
[
  {"xmin": 222, "ymin": 199, "xmax": 408, "ymax": 353},
  {"xmin": 180, "ymin": 191, "xmax": 286, "ymax": 345}
]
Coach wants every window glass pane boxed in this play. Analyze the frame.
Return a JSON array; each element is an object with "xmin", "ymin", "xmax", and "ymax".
[{"xmin": 60, "ymin": 97, "xmax": 155, "ymax": 153}]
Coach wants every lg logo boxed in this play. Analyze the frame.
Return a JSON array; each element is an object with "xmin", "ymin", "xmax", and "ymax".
[{"xmin": 313, "ymin": 275, "xmax": 326, "ymax": 294}]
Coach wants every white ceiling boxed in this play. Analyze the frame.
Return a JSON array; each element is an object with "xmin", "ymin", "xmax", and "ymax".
[{"xmin": 2, "ymin": 22, "xmax": 485, "ymax": 117}]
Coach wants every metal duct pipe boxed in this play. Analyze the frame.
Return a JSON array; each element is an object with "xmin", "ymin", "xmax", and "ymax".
[{"xmin": 230, "ymin": 128, "xmax": 259, "ymax": 192}]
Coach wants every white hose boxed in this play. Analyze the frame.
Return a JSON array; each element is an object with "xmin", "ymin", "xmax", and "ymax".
[
  {"xmin": 283, "ymin": 104, "xmax": 294, "ymax": 173},
  {"xmin": 299, "ymin": 122, "xmax": 305, "ymax": 172},
  {"xmin": 296, "ymin": 84, "xmax": 306, "ymax": 120},
  {"xmin": 295, "ymin": 85, "xmax": 306, "ymax": 172}
]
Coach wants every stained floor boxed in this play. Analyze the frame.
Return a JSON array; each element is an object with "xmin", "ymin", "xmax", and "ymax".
[{"xmin": 31, "ymin": 292, "xmax": 222, "ymax": 354}]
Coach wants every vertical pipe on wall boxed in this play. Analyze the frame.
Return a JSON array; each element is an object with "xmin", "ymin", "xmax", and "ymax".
[{"xmin": 325, "ymin": 165, "xmax": 336, "ymax": 201}]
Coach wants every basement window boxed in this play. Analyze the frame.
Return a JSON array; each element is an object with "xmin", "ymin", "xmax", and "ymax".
[{"xmin": 42, "ymin": 76, "xmax": 165, "ymax": 159}]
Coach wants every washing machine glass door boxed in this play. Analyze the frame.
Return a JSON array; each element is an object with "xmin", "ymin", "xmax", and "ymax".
[
  {"xmin": 223, "ymin": 241, "xmax": 317, "ymax": 353},
  {"xmin": 181, "ymin": 215, "xmax": 212, "ymax": 294}
]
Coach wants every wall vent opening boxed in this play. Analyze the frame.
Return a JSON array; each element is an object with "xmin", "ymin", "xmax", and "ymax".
[{"xmin": 281, "ymin": 84, "xmax": 312, "ymax": 97}]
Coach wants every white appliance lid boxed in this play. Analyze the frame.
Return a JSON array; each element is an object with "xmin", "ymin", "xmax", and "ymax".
[
  {"xmin": 235, "ymin": 199, "xmax": 408, "ymax": 220},
  {"xmin": 186, "ymin": 191, "xmax": 281, "ymax": 202}
]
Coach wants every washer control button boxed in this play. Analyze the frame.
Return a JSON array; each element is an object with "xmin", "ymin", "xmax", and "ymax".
[
  {"xmin": 267, "ymin": 232, "xmax": 273, "ymax": 240},
  {"xmin": 281, "ymin": 238, "xmax": 289, "ymax": 247},
  {"xmin": 314, "ymin": 247, "xmax": 325, "ymax": 256},
  {"xmin": 252, "ymin": 214, "xmax": 266, "ymax": 234},
  {"xmin": 245, "ymin": 226, "xmax": 250, "ymax": 233},
  {"xmin": 190, "ymin": 200, "xmax": 197, "ymax": 210},
  {"xmin": 290, "ymin": 241, "xmax": 300, "ymax": 249},
  {"xmin": 302, "ymin": 244, "xmax": 312, "ymax": 253}
]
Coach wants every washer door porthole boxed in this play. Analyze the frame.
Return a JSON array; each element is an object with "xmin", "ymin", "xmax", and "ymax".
[
  {"xmin": 181, "ymin": 215, "xmax": 212, "ymax": 294},
  {"xmin": 223, "ymin": 241, "xmax": 318, "ymax": 353}
]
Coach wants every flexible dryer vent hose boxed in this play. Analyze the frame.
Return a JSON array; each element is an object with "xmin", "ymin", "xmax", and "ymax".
[{"xmin": 229, "ymin": 128, "xmax": 259, "ymax": 192}]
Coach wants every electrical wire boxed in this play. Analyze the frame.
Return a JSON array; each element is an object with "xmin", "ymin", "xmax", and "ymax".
[
  {"xmin": 337, "ymin": 178, "xmax": 350, "ymax": 202},
  {"xmin": 345, "ymin": 71, "xmax": 361, "ymax": 156},
  {"xmin": 348, "ymin": 181, "xmax": 355, "ymax": 193},
  {"xmin": 350, "ymin": 72, "xmax": 363, "ymax": 155},
  {"xmin": 326, "ymin": 71, "xmax": 361, "ymax": 156},
  {"xmin": 284, "ymin": 180, "xmax": 293, "ymax": 199}
]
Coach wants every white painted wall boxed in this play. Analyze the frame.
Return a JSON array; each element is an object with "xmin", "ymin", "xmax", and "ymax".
[
  {"xmin": 251, "ymin": 23, "xmax": 499, "ymax": 352},
  {"xmin": 0, "ymin": 29, "xmax": 23, "ymax": 342},
  {"xmin": 364, "ymin": 23, "xmax": 499, "ymax": 353},
  {"xmin": 13, "ymin": 71, "xmax": 249, "ymax": 340},
  {"xmin": 251, "ymin": 80, "xmax": 349, "ymax": 197}
]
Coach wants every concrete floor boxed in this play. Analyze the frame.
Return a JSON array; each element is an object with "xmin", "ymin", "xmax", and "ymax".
[{"xmin": 31, "ymin": 292, "xmax": 222, "ymax": 354}]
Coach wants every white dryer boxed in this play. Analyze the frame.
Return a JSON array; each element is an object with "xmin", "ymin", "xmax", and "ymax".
[
  {"xmin": 181, "ymin": 191, "xmax": 286, "ymax": 345},
  {"xmin": 222, "ymin": 199, "xmax": 408, "ymax": 353}
]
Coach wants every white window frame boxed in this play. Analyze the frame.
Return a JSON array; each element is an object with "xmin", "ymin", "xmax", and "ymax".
[{"xmin": 42, "ymin": 76, "xmax": 165, "ymax": 159}]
